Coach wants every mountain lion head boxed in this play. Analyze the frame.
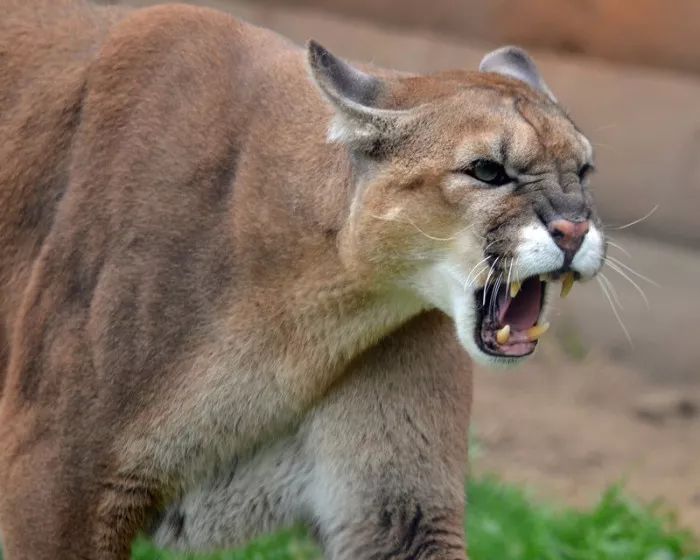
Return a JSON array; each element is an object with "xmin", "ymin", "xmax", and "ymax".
[{"xmin": 309, "ymin": 43, "xmax": 604, "ymax": 367}]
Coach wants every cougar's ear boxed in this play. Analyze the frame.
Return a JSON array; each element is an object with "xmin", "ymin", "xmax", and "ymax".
[
  {"xmin": 479, "ymin": 46, "xmax": 557, "ymax": 102},
  {"xmin": 307, "ymin": 40, "xmax": 409, "ymax": 152}
]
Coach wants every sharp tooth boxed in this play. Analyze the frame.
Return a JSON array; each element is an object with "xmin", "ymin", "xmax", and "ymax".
[
  {"xmin": 526, "ymin": 322, "xmax": 550, "ymax": 341},
  {"xmin": 560, "ymin": 272, "xmax": 575, "ymax": 299},
  {"xmin": 496, "ymin": 324, "xmax": 511, "ymax": 345},
  {"xmin": 509, "ymin": 281, "xmax": 521, "ymax": 298}
]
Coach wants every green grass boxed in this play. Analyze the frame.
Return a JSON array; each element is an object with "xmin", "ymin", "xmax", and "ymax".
[
  {"xmin": 129, "ymin": 478, "xmax": 699, "ymax": 560},
  {"xmin": 0, "ymin": 477, "xmax": 695, "ymax": 560}
]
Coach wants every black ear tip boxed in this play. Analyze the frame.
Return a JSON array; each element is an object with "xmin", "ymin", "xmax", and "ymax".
[
  {"xmin": 479, "ymin": 45, "xmax": 555, "ymax": 102},
  {"xmin": 503, "ymin": 46, "xmax": 535, "ymax": 67},
  {"xmin": 307, "ymin": 39, "xmax": 321, "ymax": 54},
  {"xmin": 307, "ymin": 40, "xmax": 330, "ymax": 69},
  {"xmin": 502, "ymin": 45, "xmax": 529, "ymax": 56},
  {"xmin": 481, "ymin": 45, "xmax": 532, "ymax": 69}
]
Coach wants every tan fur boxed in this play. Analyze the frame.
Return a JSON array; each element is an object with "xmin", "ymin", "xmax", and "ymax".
[{"xmin": 0, "ymin": 2, "xmax": 602, "ymax": 558}]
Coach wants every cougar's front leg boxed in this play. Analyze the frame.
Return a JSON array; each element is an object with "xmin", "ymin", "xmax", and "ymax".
[
  {"xmin": 152, "ymin": 435, "xmax": 312, "ymax": 551},
  {"xmin": 156, "ymin": 311, "xmax": 471, "ymax": 559},
  {"xmin": 307, "ymin": 311, "xmax": 471, "ymax": 559}
]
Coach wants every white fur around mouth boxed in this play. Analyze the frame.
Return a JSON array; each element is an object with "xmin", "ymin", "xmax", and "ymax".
[
  {"xmin": 410, "ymin": 261, "xmax": 583, "ymax": 367},
  {"xmin": 410, "ymin": 217, "xmax": 604, "ymax": 367}
]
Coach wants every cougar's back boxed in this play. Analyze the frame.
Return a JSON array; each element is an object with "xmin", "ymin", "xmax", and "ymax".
[{"xmin": 0, "ymin": 1, "xmax": 120, "ymax": 389}]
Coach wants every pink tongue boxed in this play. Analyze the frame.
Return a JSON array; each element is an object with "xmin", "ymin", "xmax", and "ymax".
[{"xmin": 499, "ymin": 280, "xmax": 542, "ymax": 330}]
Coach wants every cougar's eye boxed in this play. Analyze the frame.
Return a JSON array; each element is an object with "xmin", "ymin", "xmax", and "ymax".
[{"xmin": 460, "ymin": 159, "xmax": 512, "ymax": 186}]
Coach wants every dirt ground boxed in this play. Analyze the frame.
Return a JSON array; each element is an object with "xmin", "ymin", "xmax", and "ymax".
[{"xmin": 472, "ymin": 342, "xmax": 700, "ymax": 531}]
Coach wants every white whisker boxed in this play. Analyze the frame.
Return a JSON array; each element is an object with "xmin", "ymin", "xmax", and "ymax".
[
  {"xmin": 597, "ymin": 276, "xmax": 632, "ymax": 345},
  {"xmin": 605, "ymin": 204, "xmax": 658, "ymax": 231},
  {"xmin": 506, "ymin": 257, "xmax": 514, "ymax": 289},
  {"xmin": 483, "ymin": 257, "xmax": 499, "ymax": 306},
  {"xmin": 369, "ymin": 213, "xmax": 473, "ymax": 242},
  {"xmin": 482, "ymin": 240, "xmax": 498, "ymax": 253},
  {"xmin": 599, "ymin": 272, "xmax": 623, "ymax": 310},
  {"xmin": 604, "ymin": 260, "xmax": 650, "ymax": 309},
  {"xmin": 604, "ymin": 239, "xmax": 631, "ymax": 258},
  {"xmin": 606, "ymin": 255, "xmax": 660, "ymax": 287},
  {"xmin": 464, "ymin": 265, "xmax": 489, "ymax": 292},
  {"xmin": 490, "ymin": 271, "xmax": 504, "ymax": 317},
  {"xmin": 464, "ymin": 256, "xmax": 491, "ymax": 291}
]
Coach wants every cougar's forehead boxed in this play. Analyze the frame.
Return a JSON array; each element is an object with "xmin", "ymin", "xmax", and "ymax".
[
  {"xmin": 444, "ymin": 89, "xmax": 591, "ymax": 170},
  {"xmin": 388, "ymin": 73, "xmax": 591, "ymax": 169}
]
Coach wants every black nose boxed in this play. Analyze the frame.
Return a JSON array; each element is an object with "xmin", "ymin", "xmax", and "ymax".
[{"xmin": 548, "ymin": 219, "xmax": 590, "ymax": 263}]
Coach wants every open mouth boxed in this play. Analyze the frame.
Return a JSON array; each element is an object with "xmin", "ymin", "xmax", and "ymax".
[{"xmin": 474, "ymin": 274, "xmax": 562, "ymax": 358}]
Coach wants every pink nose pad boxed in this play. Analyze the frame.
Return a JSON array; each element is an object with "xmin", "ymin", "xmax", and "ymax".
[{"xmin": 547, "ymin": 219, "xmax": 590, "ymax": 258}]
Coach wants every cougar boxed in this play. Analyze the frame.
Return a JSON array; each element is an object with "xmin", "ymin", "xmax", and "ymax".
[{"xmin": 0, "ymin": 1, "xmax": 604, "ymax": 558}]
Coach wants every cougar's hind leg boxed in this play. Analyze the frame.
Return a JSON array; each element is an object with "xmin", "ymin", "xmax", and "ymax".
[
  {"xmin": 0, "ymin": 447, "xmax": 66, "ymax": 560},
  {"xmin": 307, "ymin": 311, "xmax": 472, "ymax": 560},
  {"xmin": 0, "ymin": 439, "xmax": 150, "ymax": 560}
]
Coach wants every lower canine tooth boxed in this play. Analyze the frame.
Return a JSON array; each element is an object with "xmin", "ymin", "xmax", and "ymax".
[
  {"xmin": 510, "ymin": 281, "xmax": 521, "ymax": 298},
  {"xmin": 496, "ymin": 324, "xmax": 511, "ymax": 345},
  {"xmin": 561, "ymin": 272, "xmax": 575, "ymax": 298},
  {"xmin": 526, "ymin": 322, "xmax": 550, "ymax": 341}
]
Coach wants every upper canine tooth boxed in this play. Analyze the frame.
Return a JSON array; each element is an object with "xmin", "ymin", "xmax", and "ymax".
[
  {"xmin": 510, "ymin": 281, "xmax": 521, "ymax": 298},
  {"xmin": 561, "ymin": 272, "xmax": 575, "ymax": 299},
  {"xmin": 496, "ymin": 324, "xmax": 511, "ymax": 345},
  {"xmin": 526, "ymin": 322, "xmax": 550, "ymax": 341}
]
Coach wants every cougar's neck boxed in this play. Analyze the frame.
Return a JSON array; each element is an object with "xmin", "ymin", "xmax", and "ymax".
[
  {"xmin": 226, "ymin": 68, "xmax": 428, "ymax": 398},
  {"xmin": 281, "ymin": 150, "xmax": 425, "ymax": 375},
  {"xmin": 259, "ymin": 261, "xmax": 426, "ymax": 405},
  {"xmin": 244, "ymin": 163, "xmax": 424, "ymax": 400}
]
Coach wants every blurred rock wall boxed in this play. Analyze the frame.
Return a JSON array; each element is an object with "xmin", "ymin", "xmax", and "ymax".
[{"xmin": 263, "ymin": 0, "xmax": 700, "ymax": 75}]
